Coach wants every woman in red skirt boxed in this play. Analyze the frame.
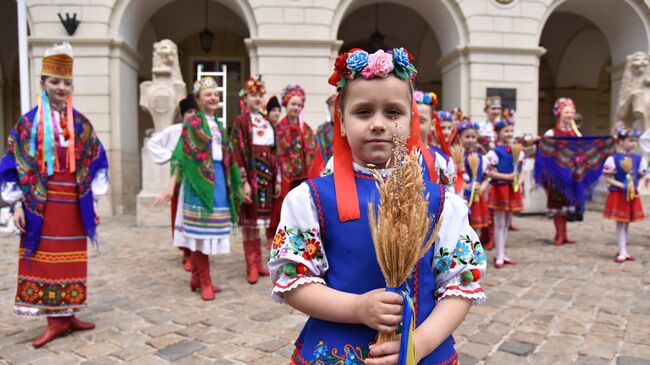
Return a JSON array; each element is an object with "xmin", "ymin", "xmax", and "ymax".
[
  {"xmin": 230, "ymin": 76, "xmax": 279, "ymax": 284},
  {"xmin": 457, "ymin": 122, "xmax": 491, "ymax": 232},
  {"xmin": 603, "ymin": 127, "xmax": 648, "ymax": 263},
  {"xmin": 486, "ymin": 110, "xmax": 524, "ymax": 268},
  {"xmin": 0, "ymin": 43, "xmax": 109, "ymax": 348}
]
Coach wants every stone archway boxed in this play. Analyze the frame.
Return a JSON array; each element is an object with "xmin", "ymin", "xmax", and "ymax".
[
  {"xmin": 107, "ymin": 0, "xmax": 256, "ymax": 213},
  {"xmin": 332, "ymin": 0, "xmax": 467, "ymax": 110},
  {"xmin": 537, "ymin": 0, "xmax": 650, "ymax": 135}
]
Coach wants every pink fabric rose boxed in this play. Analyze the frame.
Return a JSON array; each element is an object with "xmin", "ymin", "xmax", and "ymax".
[{"xmin": 368, "ymin": 50, "xmax": 394, "ymax": 78}]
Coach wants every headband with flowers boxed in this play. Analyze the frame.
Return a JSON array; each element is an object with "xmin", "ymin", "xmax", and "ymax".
[
  {"xmin": 193, "ymin": 77, "xmax": 218, "ymax": 96},
  {"xmin": 457, "ymin": 121, "xmax": 480, "ymax": 133},
  {"xmin": 494, "ymin": 109, "xmax": 516, "ymax": 130},
  {"xmin": 413, "ymin": 90, "xmax": 438, "ymax": 108},
  {"xmin": 553, "ymin": 97, "xmax": 575, "ymax": 118},
  {"xmin": 438, "ymin": 111, "xmax": 454, "ymax": 122},
  {"xmin": 615, "ymin": 127, "xmax": 641, "ymax": 139},
  {"xmin": 328, "ymin": 48, "xmax": 417, "ymax": 90},
  {"xmin": 281, "ymin": 84, "xmax": 306, "ymax": 107},
  {"xmin": 244, "ymin": 75, "xmax": 266, "ymax": 95}
]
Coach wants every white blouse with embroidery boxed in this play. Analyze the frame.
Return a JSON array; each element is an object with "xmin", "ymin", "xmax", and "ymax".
[
  {"xmin": 485, "ymin": 148, "xmax": 526, "ymax": 174},
  {"xmin": 268, "ymin": 163, "xmax": 487, "ymax": 305},
  {"xmin": 602, "ymin": 155, "xmax": 648, "ymax": 176},
  {"xmin": 461, "ymin": 154, "xmax": 490, "ymax": 183},
  {"xmin": 250, "ymin": 113, "xmax": 274, "ymax": 146},
  {"xmin": 433, "ymin": 149, "xmax": 457, "ymax": 193}
]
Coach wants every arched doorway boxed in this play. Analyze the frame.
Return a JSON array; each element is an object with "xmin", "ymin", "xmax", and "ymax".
[
  {"xmin": 135, "ymin": 0, "xmax": 252, "ymax": 147},
  {"xmin": 108, "ymin": 0, "xmax": 255, "ymax": 213},
  {"xmin": 332, "ymin": 0, "xmax": 466, "ymax": 110},
  {"xmin": 537, "ymin": 0, "xmax": 650, "ymax": 135}
]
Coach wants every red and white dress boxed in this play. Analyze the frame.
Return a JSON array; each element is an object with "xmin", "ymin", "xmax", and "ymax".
[
  {"xmin": 486, "ymin": 145, "xmax": 524, "ymax": 212},
  {"xmin": 603, "ymin": 153, "xmax": 647, "ymax": 222}
]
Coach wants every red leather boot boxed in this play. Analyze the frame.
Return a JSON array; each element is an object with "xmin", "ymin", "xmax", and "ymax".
[
  {"xmin": 190, "ymin": 252, "xmax": 221, "ymax": 293},
  {"xmin": 32, "ymin": 317, "xmax": 71, "ymax": 348},
  {"xmin": 244, "ymin": 240, "xmax": 260, "ymax": 284},
  {"xmin": 254, "ymin": 239, "xmax": 270, "ymax": 277},
  {"xmin": 553, "ymin": 215, "xmax": 564, "ymax": 246},
  {"xmin": 561, "ymin": 215, "xmax": 575, "ymax": 244},
  {"xmin": 181, "ymin": 247, "xmax": 192, "ymax": 271},
  {"xmin": 192, "ymin": 252, "xmax": 217, "ymax": 300},
  {"xmin": 68, "ymin": 316, "xmax": 95, "ymax": 331}
]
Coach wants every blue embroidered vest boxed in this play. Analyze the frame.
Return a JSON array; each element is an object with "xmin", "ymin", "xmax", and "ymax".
[
  {"xmin": 490, "ymin": 145, "xmax": 513, "ymax": 185},
  {"xmin": 609, "ymin": 153, "xmax": 642, "ymax": 192},
  {"xmin": 292, "ymin": 170, "xmax": 457, "ymax": 365}
]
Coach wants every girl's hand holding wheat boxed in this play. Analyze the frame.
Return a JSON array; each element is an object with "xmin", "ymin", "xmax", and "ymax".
[
  {"xmin": 366, "ymin": 337, "xmax": 402, "ymax": 365},
  {"xmin": 356, "ymin": 288, "xmax": 403, "ymax": 333}
]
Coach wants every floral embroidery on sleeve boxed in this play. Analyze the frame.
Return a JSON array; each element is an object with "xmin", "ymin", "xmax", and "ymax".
[{"xmin": 432, "ymin": 193, "xmax": 487, "ymax": 304}]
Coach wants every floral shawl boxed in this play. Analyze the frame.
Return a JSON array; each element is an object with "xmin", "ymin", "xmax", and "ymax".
[
  {"xmin": 171, "ymin": 112, "xmax": 242, "ymax": 222},
  {"xmin": 0, "ymin": 107, "xmax": 108, "ymax": 256}
]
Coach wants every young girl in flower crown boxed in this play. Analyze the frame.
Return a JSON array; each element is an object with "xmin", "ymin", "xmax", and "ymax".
[
  {"xmin": 603, "ymin": 127, "xmax": 648, "ymax": 263},
  {"xmin": 414, "ymin": 90, "xmax": 457, "ymax": 193},
  {"xmin": 486, "ymin": 110, "xmax": 524, "ymax": 269},
  {"xmin": 269, "ymin": 48, "xmax": 486, "ymax": 365},
  {"xmin": 457, "ymin": 122, "xmax": 491, "ymax": 233}
]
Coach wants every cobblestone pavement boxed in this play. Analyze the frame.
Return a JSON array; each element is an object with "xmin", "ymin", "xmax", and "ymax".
[{"xmin": 0, "ymin": 211, "xmax": 649, "ymax": 365}]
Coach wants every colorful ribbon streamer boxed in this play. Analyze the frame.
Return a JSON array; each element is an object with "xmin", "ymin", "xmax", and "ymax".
[{"xmin": 386, "ymin": 283, "xmax": 416, "ymax": 365}]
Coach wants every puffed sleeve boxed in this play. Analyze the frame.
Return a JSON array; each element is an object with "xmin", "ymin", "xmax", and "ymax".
[
  {"xmin": 544, "ymin": 129, "xmax": 555, "ymax": 137},
  {"xmin": 485, "ymin": 149, "xmax": 499, "ymax": 175},
  {"xmin": 1, "ymin": 182, "xmax": 23, "ymax": 205},
  {"xmin": 432, "ymin": 193, "xmax": 487, "ymax": 304},
  {"xmin": 147, "ymin": 124, "xmax": 182, "ymax": 164},
  {"xmin": 602, "ymin": 156, "xmax": 616, "ymax": 174},
  {"xmin": 91, "ymin": 169, "xmax": 109, "ymax": 199},
  {"xmin": 269, "ymin": 182, "xmax": 329, "ymax": 304}
]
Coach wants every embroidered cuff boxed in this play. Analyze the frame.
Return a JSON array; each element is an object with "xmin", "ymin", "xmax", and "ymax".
[
  {"xmin": 272, "ymin": 274, "xmax": 327, "ymax": 304},
  {"xmin": 435, "ymin": 278, "xmax": 486, "ymax": 305}
]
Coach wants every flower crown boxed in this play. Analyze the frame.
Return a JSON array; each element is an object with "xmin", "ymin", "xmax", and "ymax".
[
  {"xmin": 414, "ymin": 90, "xmax": 438, "ymax": 108},
  {"xmin": 494, "ymin": 109, "xmax": 516, "ymax": 130},
  {"xmin": 553, "ymin": 97, "xmax": 575, "ymax": 117},
  {"xmin": 244, "ymin": 75, "xmax": 266, "ymax": 95},
  {"xmin": 193, "ymin": 77, "xmax": 218, "ymax": 96},
  {"xmin": 615, "ymin": 127, "xmax": 640, "ymax": 139},
  {"xmin": 281, "ymin": 84, "xmax": 306, "ymax": 107},
  {"xmin": 457, "ymin": 121, "xmax": 480, "ymax": 133},
  {"xmin": 438, "ymin": 111, "xmax": 454, "ymax": 122},
  {"xmin": 328, "ymin": 48, "xmax": 417, "ymax": 90}
]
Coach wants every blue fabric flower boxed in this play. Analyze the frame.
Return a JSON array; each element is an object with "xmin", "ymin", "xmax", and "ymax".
[
  {"xmin": 436, "ymin": 256, "xmax": 452, "ymax": 273},
  {"xmin": 423, "ymin": 93, "xmax": 432, "ymax": 104},
  {"xmin": 346, "ymin": 50, "xmax": 369, "ymax": 72},
  {"xmin": 313, "ymin": 342, "xmax": 328, "ymax": 359},
  {"xmin": 392, "ymin": 47, "xmax": 411, "ymax": 70},
  {"xmin": 454, "ymin": 240, "xmax": 472, "ymax": 260},
  {"xmin": 474, "ymin": 244, "xmax": 487, "ymax": 264}
]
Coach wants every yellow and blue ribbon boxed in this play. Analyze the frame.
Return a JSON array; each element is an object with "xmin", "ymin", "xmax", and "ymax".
[{"xmin": 386, "ymin": 283, "xmax": 417, "ymax": 365}]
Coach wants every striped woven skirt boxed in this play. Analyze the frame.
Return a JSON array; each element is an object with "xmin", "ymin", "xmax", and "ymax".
[
  {"xmin": 173, "ymin": 162, "xmax": 232, "ymax": 255},
  {"xmin": 15, "ymin": 172, "xmax": 88, "ymax": 317}
]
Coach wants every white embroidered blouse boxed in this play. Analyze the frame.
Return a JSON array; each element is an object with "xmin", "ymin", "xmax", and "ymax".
[{"xmin": 269, "ymin": 163, "xmax": 487, "ymax": 305}]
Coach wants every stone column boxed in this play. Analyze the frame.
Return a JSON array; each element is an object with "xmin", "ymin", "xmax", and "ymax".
[{"xmin": 136, "ymin": 40, "xmax": 186, "ymax": 226}]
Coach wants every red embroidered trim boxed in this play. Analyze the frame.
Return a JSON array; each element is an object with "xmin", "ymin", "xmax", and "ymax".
[
  {"xmin": 274, "ymin": 275, "xmax": 308, "ymax": 289},
  {"xmin": 434, "ymin": 286, "xmax": 484, "ymax": 300},
  {"xmin": 307, "ymin": 179, "xmax": 326, "ymax": 241},
  {"xmin": 437, "ymin": 351, "xmax": 459, "ymax": 365},
  {"xmin": 291, "ymin": 341, "xmax": 308, "ymax": 365},
  {"xmin": 354, "ymin": 172, "xmax": 376, "ymax": 180}
]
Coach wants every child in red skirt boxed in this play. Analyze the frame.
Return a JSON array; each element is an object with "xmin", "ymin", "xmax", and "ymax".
[
  {"xmin": 457, "ymin": 122, "xmax": 490, "ymax": 232},
  {"xmin": 603, "ymin": 127, "xmax": 648, "ymax": 263},
  {"xmin": 486, "ymin": 111, "xmax": 524, "ymax": 268}
]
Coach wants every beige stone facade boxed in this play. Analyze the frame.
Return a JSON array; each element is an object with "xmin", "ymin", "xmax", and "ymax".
[{"xmin": 1, "ymin": 0, "xmax": 649, "ymax": 215}]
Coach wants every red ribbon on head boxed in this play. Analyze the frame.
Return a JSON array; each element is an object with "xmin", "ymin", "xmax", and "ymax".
[
  {"xmin": 433, "ymin": 111, "xmax": 450, "ymax": 156},
  {"xmin": 333, "ymin": 96, "xmax": 437, "ymax": 222}
]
